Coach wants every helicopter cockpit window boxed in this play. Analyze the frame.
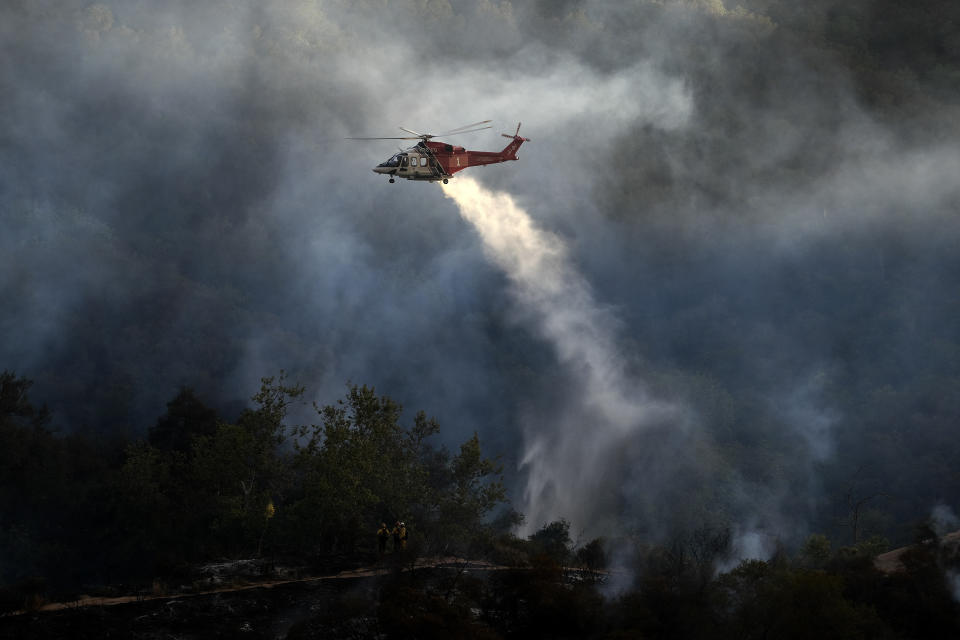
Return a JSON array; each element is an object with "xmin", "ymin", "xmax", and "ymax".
[
  {"xmin": 380, "ymin": 154, "xmax": 402, "ymax": 168},
  {"xmin": 400, "ymin": 156, "xmax": 409, "ymax": 167}
]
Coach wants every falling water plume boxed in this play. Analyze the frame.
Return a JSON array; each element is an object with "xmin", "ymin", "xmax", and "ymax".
[{"xmin": 441, "ymin": 176, "xmax": 680, "ymax": 535}]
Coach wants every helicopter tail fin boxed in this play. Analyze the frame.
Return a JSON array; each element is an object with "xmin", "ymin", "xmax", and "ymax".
[{"xmin": 499, "ymin": 122, "xmax": 529, "ymax": 160}]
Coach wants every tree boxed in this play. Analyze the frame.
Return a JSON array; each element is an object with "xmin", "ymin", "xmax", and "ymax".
[
  {"xmin": 0, "ymin": 372, "xmax": 120, "ymax": 589},
  {"xmin": 188, "ymin": 372, "xmax": 304, "ymax": 557},
  {"xmin": 798, "ymin": 533, "xmax": 832, "ymax": 569},
  {"xmin": 0, "ymin": 371, "xmax": 50, "ymax": 430},
  {"xmin": 113, "ymin": 373, "xmax": 305, "ymax": 565},
  {"xmin": 715, "ymin": 560, "xmax": 886, "ymax": 639},
  {"xmin": 576, "ymin": 537, "xmax": 607, "ymax": 571},
  {"xmin": 289, "ymin": 384, "xmax": 422, "ymax": 554},
  {"xmin": 528, "ymin": 520, "xmax": 572, "ymax": 565},
  {"xmin": 114, "ymin": 440, "xmax": 179, "ymax": 570},
  {"xmin": 425, "ymin": 433, "xmax": 506, "ymax": 557},
  {"xmin": 288, "ymin": 385, "xmax": 506, "ymax": 558},
  {"xmin": 147, "ymin": 387, "xmax": 218, "ymax": 452},
  {"xmin": 839, "ymin": 468, "xmax": 889, "ymax": 545},
  {"xmin": 0, "ymin": 372, "xmax": 59, "ymax": 583}
]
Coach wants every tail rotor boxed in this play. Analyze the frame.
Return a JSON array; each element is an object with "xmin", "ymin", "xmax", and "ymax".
[{"xmin": 501, "ymin": 122, "xmax": 528, "ymax": 140}]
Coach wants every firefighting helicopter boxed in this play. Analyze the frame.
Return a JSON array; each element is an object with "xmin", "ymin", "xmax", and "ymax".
[{"xmin": 348, "ymin": 120, "xmax": 529, "ymax": 184}]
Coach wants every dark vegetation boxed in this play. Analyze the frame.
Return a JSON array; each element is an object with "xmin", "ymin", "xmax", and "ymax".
[
  {"xmin": 2, "ymin": 371, "xmax": 959, "ymax": 638},
  {"xmin": 0, "ymin": 370, "xmax": 508, "ymax": 593}
]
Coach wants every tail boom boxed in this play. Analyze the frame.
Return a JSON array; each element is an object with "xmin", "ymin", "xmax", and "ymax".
[{"xmin": 463, "ymin": 123, "xmax": 529, "ymax": 170}]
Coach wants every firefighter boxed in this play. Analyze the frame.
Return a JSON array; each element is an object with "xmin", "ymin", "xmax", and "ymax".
[
  {"xmin": 399, "ymin": 522, "xmax": 408, "ymax": 550},
  {"xmin": 377, "ymin": 522, "xmax": 390, "ymax": 556},
  {"xmin": 392, "ymin": 521, "xmax": 402, "ymax": 552}
]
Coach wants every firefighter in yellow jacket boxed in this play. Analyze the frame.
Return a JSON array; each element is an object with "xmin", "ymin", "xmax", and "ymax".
[
  {"xmin": 391, "ymin": 521, "xmax": 409, "ymax": 552},
  {"xmin": 391, "ymin": 521, "xmax": 402, "ymax": 552},
  {"xmin": 377, "ymin": 522, "xmax": 390, "ymax": 556}
]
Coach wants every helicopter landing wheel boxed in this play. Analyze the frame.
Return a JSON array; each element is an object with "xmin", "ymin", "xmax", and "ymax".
[
  {"xmin": 389, "ymin": 178, "xmax": 395, "ymax": 183},
  {"xmin": 443, "ymin": 178, "xmax": 448, "ymax": 184}
]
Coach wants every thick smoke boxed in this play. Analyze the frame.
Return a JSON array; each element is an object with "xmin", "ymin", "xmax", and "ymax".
[
  {"xmin": 3, "ymin": 1, "xmax": 959, "ymax": 548},
  {"xmin": 932, "ymin": 505, "xmax": 960, "ymax": 537}
]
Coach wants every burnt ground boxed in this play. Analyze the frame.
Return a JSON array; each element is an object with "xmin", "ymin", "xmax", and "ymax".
[
  {"xmin": 0, "ymin": 574, "xmax": 381, "ymax": 640},
  {"xmin": 0, "ymin": 558, "xmax": 516, "ymax": 640}
]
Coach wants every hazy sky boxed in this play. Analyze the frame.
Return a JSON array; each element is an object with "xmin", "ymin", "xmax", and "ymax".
[{"xmin": 3, "ymin": 1, "xmax": 958, "ymax": 546}]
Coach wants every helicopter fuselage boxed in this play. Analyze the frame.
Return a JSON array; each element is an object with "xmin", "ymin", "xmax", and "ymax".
[
  {"xmin": 373, "ymin": 133, "xmax": 528, "ymax": 183},
  {"xmin": 373, "ymin": 143, "xmax": 459, "ymax": 182}
]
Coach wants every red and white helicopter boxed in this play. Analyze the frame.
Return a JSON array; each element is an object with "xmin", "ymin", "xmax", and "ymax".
[{"xmin": 349, "ymin": 121, "xmax": 529, "ymax": 184}]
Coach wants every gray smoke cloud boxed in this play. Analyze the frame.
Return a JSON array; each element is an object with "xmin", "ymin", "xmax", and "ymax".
[{"xmin": 3, "ymin": 1, "xmax": 959, "ymax": 548}]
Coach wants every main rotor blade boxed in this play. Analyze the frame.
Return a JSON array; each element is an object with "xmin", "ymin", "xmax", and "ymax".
[
  {"xmin": 347, "ymin": 121, "xmax": 492, "ymax": 142},
  {"xmin": 398, "ymin": 126, "xmax": 426, "ymax": 137},
  {"xmin": 436, "ymin": 125, "xmax": 492, "ymax": 136},
  {"xmin": 346, "ymin": 136, "xmax": 421, "ymax": 140},
  {"xmin": 441, "ymin": 120, "xmax": 492, "ymax": 134}
]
